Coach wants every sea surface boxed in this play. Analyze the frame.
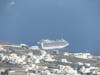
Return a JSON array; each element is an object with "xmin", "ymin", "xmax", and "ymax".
[{"xmin": 0, "ymin": 0, "xmax": 100, "ymax": 55}]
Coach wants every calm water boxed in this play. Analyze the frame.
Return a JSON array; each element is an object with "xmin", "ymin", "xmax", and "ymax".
[{"xmin": 0, "ymin": 0, "xmax": 100, "ymax": 54}]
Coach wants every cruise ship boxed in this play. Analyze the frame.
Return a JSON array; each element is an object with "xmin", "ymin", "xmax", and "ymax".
[{"xmin": 39, "ymin": 39, "xmax": 69, "ymax": 50}]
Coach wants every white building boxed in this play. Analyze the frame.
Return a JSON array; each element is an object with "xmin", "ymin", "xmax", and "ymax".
[{"xmin": 74, "ymin": 53, "xmax": 93, "ymax": 59}]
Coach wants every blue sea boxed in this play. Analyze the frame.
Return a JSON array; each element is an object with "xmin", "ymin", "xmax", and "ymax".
[{"xmin": 0, "ymin": 0, "xmax": 100, "ymax": 55}]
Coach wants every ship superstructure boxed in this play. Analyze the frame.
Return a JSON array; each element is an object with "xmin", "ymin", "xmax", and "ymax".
[{"xmin": 39, "ymin": 39, "xmax": 69, "ymax": 50}]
